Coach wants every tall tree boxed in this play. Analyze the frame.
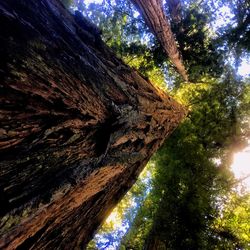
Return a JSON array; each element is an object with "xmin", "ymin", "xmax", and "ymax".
[
  {"xmin": 0, "ymin": 0, "xmax": 186, "ymax": 249},
  {"xmin": 166, "ymin": 0, "xmax": 182, "ymax": 24},
  {"xmin": 130, "ymin": 0, "xmax": 188, "ymax": 81}
]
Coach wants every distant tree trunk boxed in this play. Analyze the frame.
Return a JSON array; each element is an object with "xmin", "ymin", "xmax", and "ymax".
[
  {"xmin": 166, "ymin": 0, "xmax": 182, "ymax": 24},
  {"xmin": 144, "ymin": 234, "xmax": 166, "ymax": 250},
  {"xmin": 130, "ymin": 0, "xmax": 188, "ymax": 81},
  {"xmin": 0, "ymin": 0, "xmax": 186, "ymax": 249}
]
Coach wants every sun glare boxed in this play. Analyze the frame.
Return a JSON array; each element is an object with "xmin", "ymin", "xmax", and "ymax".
[
  {"xmin": 238, "ymin": 58, "xmax": 250, "ymax": 77},
  {"xmin": 105, "ymin": 210, "xmax": 123, "ymax": 230},
  {"xmin": 231, "ymin": 143, "xmax": 250, "ymax": 191}
]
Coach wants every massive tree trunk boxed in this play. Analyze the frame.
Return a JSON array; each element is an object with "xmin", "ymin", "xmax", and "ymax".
[
  {"xmin": 130, "ymin": 0, "xmax": 188, "ymax": 81},
  {"xmin": 0, "ymin": 0, "xmax": 186, "ymax": 249}
]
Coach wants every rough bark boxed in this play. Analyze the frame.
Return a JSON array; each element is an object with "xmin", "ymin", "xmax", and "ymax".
[
  {"xmin": 130, "ymin": 0, "xmax": 188, "ymax": 81},
  {"xmin": 0, "ymin": 0, "xmax": 186, "ymax": 249}
]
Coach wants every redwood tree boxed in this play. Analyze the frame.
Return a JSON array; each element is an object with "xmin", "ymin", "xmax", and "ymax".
[
  {"xmin": 0, "ymin": 0, "xmax": 185, "ymax": 249},
  {"xmin": 131, "ymin": 0, "xmax": 188, "ymax": 81}
]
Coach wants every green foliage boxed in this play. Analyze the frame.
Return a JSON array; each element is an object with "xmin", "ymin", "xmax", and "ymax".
[
  {"xmin": 213, "ymin": 191, "xmax": 250, "ymax": 249},
  {"xmin": 76, "ymin": 0, "xmax": 168, "ymax": 90},
  {"xmin": 87, "ymin": 162, "xmax": 155, "ymax": 250},
  {"xmin": 171, "ymin": 9, "xmax": 224, "ymax": 82},
  {"xmin": 78, "ymin": 0, "xmax": 250, "ymax": 249},
  {"xmin": 121, "ymin": 74, "xmax": 249, "ymax": 249},
  {"xmin": 218, "ymin": 0, "xmax": 250, "ymax": 60}
]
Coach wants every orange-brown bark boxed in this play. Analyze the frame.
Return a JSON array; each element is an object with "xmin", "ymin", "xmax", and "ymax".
[
  {"xmin": 131, "ymin": 0, "xmax": 188, "ymax": 81},
  {"xmin": 0, "ymin": 0, "xmax": 186, "ymax": 249}
]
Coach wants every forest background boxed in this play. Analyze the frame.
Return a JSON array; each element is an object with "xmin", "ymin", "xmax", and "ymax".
[{"xmin": 63, "ymin": 0, "xmax": 250, "ymax": 249}]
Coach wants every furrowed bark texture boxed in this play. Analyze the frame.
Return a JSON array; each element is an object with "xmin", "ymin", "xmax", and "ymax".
[
  {"xmin": 131, "ymin": 0, "xmax": 188, "ymax": 81},
  {"xmin": 0, "ymin": 0, "xmax": 186, "ymax": 249}
]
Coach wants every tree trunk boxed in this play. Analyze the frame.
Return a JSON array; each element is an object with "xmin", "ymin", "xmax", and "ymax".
[
  {"xmin": 166, "ymin": 0, "xmax": 182, "ymax": 24},
  {"xmin": 130, "ymin": 0, "xmax": 188, "ymax": 81},
  {"xmin": 0, "ymin": 0, "xmax": 186, "ymax": 249},
  {"xmin": 144, "ymin": 233, "xmax": 166, "ymax": 250}
]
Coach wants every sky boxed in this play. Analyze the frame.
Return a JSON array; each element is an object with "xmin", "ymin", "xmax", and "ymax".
[
  {"xmin": 84, "ymin": 0, "xmax": 102, "ymax": 3},
  {"xmin": 231, "ymin": 141, "xmax": 250, "ymax": 192},
  {"xmin": 238, "ymin": 57, "xmax": 250, "ymax": 77}
]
